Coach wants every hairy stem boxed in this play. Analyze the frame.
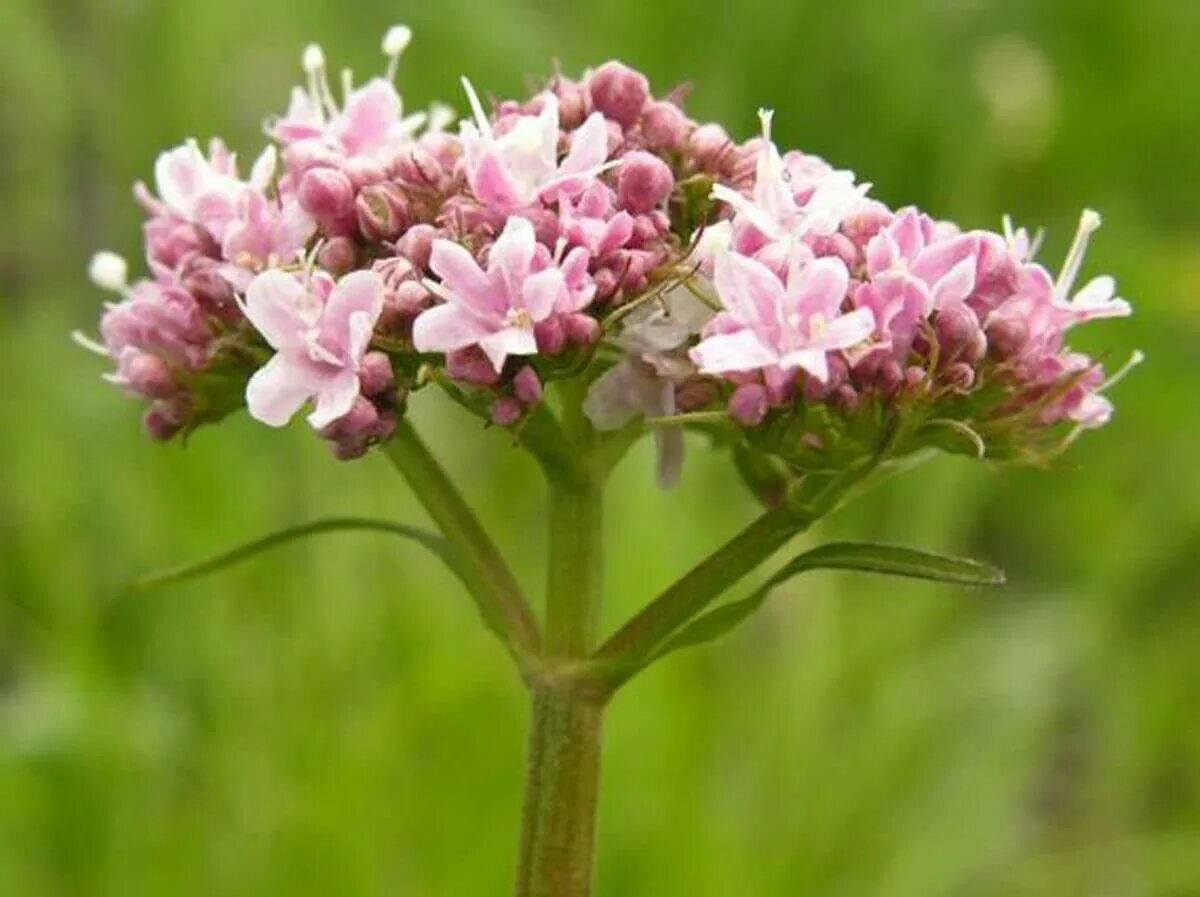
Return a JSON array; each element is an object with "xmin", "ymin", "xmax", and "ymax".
[{"xmin": 384, "ymin": 420, "xmax": 540, "ymax": 668}]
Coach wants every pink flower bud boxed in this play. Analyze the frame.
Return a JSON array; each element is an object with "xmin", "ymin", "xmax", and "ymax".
[
  {"xmin": 985, "ymin": 316, "xmax": 1029, "ymax": 360},
  {"xmin": 180, "ymin": 258, "xmax": 235, "ymax": 313},
  {"xmin": 828, "ymin": 383, "xmax": 860, "ymax": 412},
  {"xmin": 513, "ymin": 366, "xmax": 543, "ymax": 405},
  {"xmin": 904, "ymin": 366, "xmax": 928, "ymax": 391},
  {"xmin": 394, "ymin": 146, "xmax": 446, "ymax": 190},
  {"xmin": 729, "ymin": 383, "xmax": 768, "ymax": 426},
  {"xmin": 943, "ymin": 362, "xmax": 976, "ymax": 391},
  {"xmin": 144, "ymin": 399, "xmax": 186, "ymax": 440},
  {"xmin": 120, "ymin": 350, "xmax": 175, "ymax": 399},
  {"xmin": 935, "ymin": 305, "xmax": 985, "ymax": 364},
  {"xmin": 491, "ymin": 397, "xmax": 523, "ymax": 426},
  {"xmin": 876, "ymin": 359, "xmax": 904, "ymax": 396},
  {"xmin": 344, "ymin": 157, "xmax": 389, "ymax": 190},
  {"xmin": 563, "ymin": 313, "xmax": 601, "ymax": 347},
  {"xmin": 358, "ymin": 351, "xmax": 395, "ymax": 397},
  {"xmin": 446, "ymin": 347, "xmax": 501, "ymax": 385},
  {"xmin": 617, "ymin": 151, "xmax": 675, "ymax": 214},
  {"xmin": 534, "ymin": 316, "xmax": 567, "ymax": 355},
  {"xmin": 318, "ymin": 237, "xmax": 359, "ymax": 276},
  {"xmin": 356, "ymin": 183, "xmax": 410, "ymax": 242},
  {"xmin": 395, "ymin": 223, "xmax": 438, "ymax": 271},
  {"xmin": 675, "ymin": 378, "xmax": 719, "ymax": 412},
  {"xmin": 298, "ymin": 167, "xmax": 356, "ymax": 234},
  {"xmin": 641, "ymin": 100, "xmax": 692, "ymax": 152},
  {"xmin": 587, "ymin": 61, "xmax": 650, "ymax": 127},
  {"xmin": 688, "ymin": 123, "xmax": 734, "ymax": 173},
  {"xmin": 554, "ymin": 78, "xmax": 590, "ymax": 130}
]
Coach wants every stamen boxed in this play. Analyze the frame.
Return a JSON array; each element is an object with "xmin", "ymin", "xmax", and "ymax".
[
  {"xmin": 382, "ymin": 25, "xmax": 412, "ymax": 82},
  {"xmin": 1099, "ymin": 349, "xmax": 1145, "ymax": 393},
  {"xmin": 1055, "ymin": 208, "xmax": 1102, "ymax": 300},
  {"xmin": 88, "ymin": 251, "xmax": 128, "ymax": 293},
  {"xmin": 461, "ymin": 77, "xmax": 494, "ymax": 141},
  {"xmin": 757, "ymin": 107, "xmax": 774, "ymax": 142},
  {"xmin": 341, "ymin": 68, "xmax": 354, "ymax": 105},
  {"xmin": 427, "ymin": 102, "xmax": 456, "ymax": 133},
  {"xmin": 302, "ymin": 43, "xmax": 338, "ymax": 121},
  {"xmin": 71, "ymin": 330, "xmax": 111, "ymax": 358}
]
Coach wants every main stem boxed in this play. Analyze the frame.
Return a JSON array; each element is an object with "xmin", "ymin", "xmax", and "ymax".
[{"xmin": 515, "ymin": 409, "xmax": 606, "ymax": 896}]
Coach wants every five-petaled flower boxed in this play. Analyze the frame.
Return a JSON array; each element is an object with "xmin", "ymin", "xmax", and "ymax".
[
  {"xmin": 691, "ymin": 250, "xmax": 874, "ymax": 382},
  {"xmin": 242, "ymin": 269, "xmax": 384, "ymax": 428},
  {"xmin": 413, "ymin": 216, "xmax": 595, "ymax": 371}
]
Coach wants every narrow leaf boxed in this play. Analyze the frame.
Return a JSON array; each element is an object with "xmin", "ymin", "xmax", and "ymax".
[
  {"xmin": 650, "ymin": 541, "xmax": 1004, "ymax": 661},
  {"xmin": 133, "ymin": 517, "xmax": 458, "ymax": 590}
]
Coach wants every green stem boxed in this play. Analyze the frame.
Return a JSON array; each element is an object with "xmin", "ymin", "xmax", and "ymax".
[
  {"xmin": 384, "ymin": 420, "xmax": 540, "ymax": 669},
  {"xmin": 515, "ymin": 394, "xmax": 606, "ymax": 897}
]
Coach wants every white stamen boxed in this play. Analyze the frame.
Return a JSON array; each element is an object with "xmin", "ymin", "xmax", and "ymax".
[
  {"xmin": 461, "ymin": 77, "xmax": 494, "ymax": 141},
  {"xmin": 427, "ymin": 102, "xmax": 456, "ymax": 133},
  {"xmin": 302, "ymin": 43, "xmax": 325, "ymax": 75},
  {"xmin": 71, "ymin": 330, "xmax": 111, "ymax": 358},
  {"xmin": 383, "ymin": 25, "xmax": 412, "ymax": 81},
  {"xmin": 1056, "ymin": 207, "xmax": 1102, "ymax": 300},
  {"xmin": 88, "ymin": 251, "xmax": 128, "ymax": 292},
  {"xmin": 1100, "ymin": 349, "xmax": 1145, "ymax": 392},
  {"xmin": 757, "ymin": 107, "xmax": 774, "ymax": 142},
  {"xmin": 341, "ymin": 68, "xmax": 354, "ymax": 104}
]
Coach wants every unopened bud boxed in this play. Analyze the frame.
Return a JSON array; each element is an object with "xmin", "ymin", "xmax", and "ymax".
[
  {"xmin": 491, "ymin": 397, "xmax": 523, "ymax": 426},
  {"xmin": 563, "ymin": 313, "xmax": 601, "ymax": 347},
  {"xmin": 318, "ymin": 236, "xmax": 359, "ymax": 276},
  {"xmin": 396, "ymin": 223, "xmax": 437, "ymax": 270},
  {"xmin": 88, "ymin": 251, "xmax": 128, "ymax": 292},
  {"xmin": 617, "ymin": 151, "xmax": 675, "ymax": 214},
  {"xmin": 513, "ymin": 366, "xmax": 543, "ymax": 405},
  {"xmin": 689, "ymin": 123, "xmax": 733, "ymax": 172},
  {"xmin": 641, "ymin": 100, "xmax": 691, "ymax": 152},
  {"xmin": 935, "ymin": 305, "xmax": 985, "ymax": 364},
  {"xmin": 298, "ymin": 167, "xmax": 356, "ymax": 234},
  {"xmin": 729, "ymin": 383, "xmax": 768, "ymax": 426},
  {"xmin": 358, "ymin": 351, "xmax": 395, "ymax": 397},
  {"xmin": 356, "ymin": 183, "xmax": 409, "ymax": 241},
  {"xmin": 943, "ymin": 362, "xmax": 976, "ymax": 391},
  {"xmin": 587, "ymin": 60, "xmax": 650, "ymax": 127},
  {"xmin": 985, "ymin": 316, "xmax": 1030, "ymax": 360}
]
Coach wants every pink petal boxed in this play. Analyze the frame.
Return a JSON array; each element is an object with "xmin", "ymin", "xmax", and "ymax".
[
  {"xmin": 321, "ymin": 271, "xmax": 384, "ymax": 357},
  {"xmin": 243, "ymin": 270, "xmax": 309, "ymax": 351},
  {"xmin": 430, "ymin": 240, "xmax": 500, "ymax": 314},
  {"xmin": 308, "ymin": 368, "xmax": 361, "ymax": 429},
  {"xmin": 930, "ymin": 254, "xmax": 978, "ymax": 309},
  {"xmin": 890, "ymin": 208, "xmax": 926, "ymax": 261},
  {"xmin": 246, "ymin": 354, "xmax": 318, "ymax": 427},
  {"xmin": 560, "ymin": 112, "xmax": 610, "ymax": 175},
  {"xmin": 469, "ymin": 148, "xmax": 525, "ymax": 210},
  {"xmin": 521, "ymin": 268, "xmax": 566, "ymax": 321},
  {"xmin": 690, "ymin": 328, "xmax": 779, "ymax": 373},
  {"xmin": 333, "ymin": 79, "xmax": 400, "ymax": 156},
  {"xmin": 779, "ymin": 347, "xmax": 829, "ymax": 381},
  {"xmin": 788, "ymin": 256, "xmax": 850, "ymax": 319},
  {"xmin": 412, "ymin": 303, "xmax": 496, "ymax": 355},
  {"xmin": 809, "ymin": 307, "xmax": 876, "ymax": 351},
  {"xmin": 713, "ymin": 251, "xmax": 785, "ymax": 332},
  {"xmin": 479, "ymin": 326, "xmax": 537, "ymax": 371},
  {"xmin": 488, "ymin": 217, "xmax": 537, "ymax": 302}
]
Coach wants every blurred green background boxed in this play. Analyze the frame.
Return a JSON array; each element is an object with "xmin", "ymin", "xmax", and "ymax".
[{"xmin": 2, "ymin": 0, "xmax": 1198, "ymax": 894}]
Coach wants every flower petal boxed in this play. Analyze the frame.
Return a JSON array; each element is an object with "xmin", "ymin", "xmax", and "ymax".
[
  {"xmin": 321, "ymin": 270, "xmax": 384, "ymax": 358},
  {"xmin": 713, "ymin": 251, "xmax": 785, "ymax": 333},
  {"xmin": 246, "ymin": 353, "xmax": 317, "ymax": 427},
  {"xmin": 430, "ymin": 239, "xmax": 499, "ymax": 314},
  {"xmin": 307, "ymin": 368, "xmax": 361, "ymax": 430},
  {"xmin": 412, "ymin": 303, "xmax": 495, "ymax": 354},
  {"xmin": 243, "ymin": 270, "xmax": 309, "ymax": 351},
  {"xmin": 690, "ymin": 328, "xmax": 778, "ymax": 373},
  {"xmin": 479, "ymin": 326, "xmax": 537, "ymax": 371}
]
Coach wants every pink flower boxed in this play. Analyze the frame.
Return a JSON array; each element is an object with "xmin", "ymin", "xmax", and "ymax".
[
  {"xmin": 220, "ymin": 191, "xmax": 315, "ymax": 291},
  {"xmin": 413, "ymin": 216, "xmax": 595, "ymax": 371},
  {"xmin": 558, "ymin": 182, "xmax": 635, "ymax": 256},
  {"xmin": 458, "ymin": 79, "xmax": 613, "ymax": 211},
  {"xmin": 691, "ymin": 250, "xmax": 873, "ymax": 382},
  {"xmin": 242, "ymin": 269, "xmax": 384, "ymax": 428},
  {"xmin": 710, "ymin": 109, "xmax": 871, "ymax": 244},
  {"xmin": 147, "ymin": 139, "xmax": 270, "ymax": 242},
  {"xmin": 865, "ymin": 208, "xmax": 980, "ymax": 311}
]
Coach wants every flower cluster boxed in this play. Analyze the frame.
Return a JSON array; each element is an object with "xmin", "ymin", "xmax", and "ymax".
[{"xmin": 82, "ymin": 26, "xmax": 1136, "ymax": 474}]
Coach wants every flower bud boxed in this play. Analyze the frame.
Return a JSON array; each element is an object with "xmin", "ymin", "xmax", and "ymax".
[
  {"xmin": 828, "ymin": 383, "xmax": 860, "ymax": 412},
  {"xmin": 88, "ymin": 251, "xmax": 128, "ymax": 292},
  {"xmin": 563, "ymin": 313, "xmax": 600, "ymax": 347},
  {"xmin": 985, "ymin": 316, "xmax": 1029, "ymax": 360},
  {"xmin": 935, "ymin": 305, "xmax": 985, "ymax": 364},
  {"xmin": 356, "ymin": 183, "xmax": 410, "ymax": 241},
  {"xmin": 943, "ymin": 362, "xmax": 976, "ymax": 391},
  {"xmin": 446, "ymin": 347, "xmax": 500, "ymax": 385},
  {"xmin": 904, "ymin": 365, "xmax": 928, "ymax": 392},
  {"xmin": 617, "ymin": 151, "xmax": 675, "ymax": 214},
  {"xmin": 554, "ymin": 78, "xmax": 590, "ymax": 130},
  {"xmin": 876, "ymin": 358, "xmax": 905, "ymax": 396},
  {"xmin": 513, "ymin": 366, "xmax": 543, "ymax": 405},
  {"xmin": 675, "ymin": 377, "xmax": 719, "ymax": 412},
  {"xmin": 688, "ymin": 123, "xmax": 733, "ymax": 172},
  {"xmin": 729, "ymin": 383, "xmax": 769, "ymax": 426},
  {"xmin": 491, "ymin": 397, "xmax": 523, "ymax": 426},
  {"xmin": 641, "ymin": 100, "xmax": 691, "ymax": 152},
  {"xmin": 181, "ymin": 258, "xmax": 235, "ymax": 312},
  {"xmin": 395, "ymin": 223, "xmax": 437, "ymax": 271},
  {"xmin": 319, "ymin": 236, "xmax": 359, "ymax": 276},
  {"xmin": 298, "ymin": 167, "xmax": 356, "ymax": 234},
  {"xmin": 358, "ymin": 351, "xmax": 395, "ymax": 397},
  {"xmin": 534, "ymin": 316, "xmax": 567, "ymax": 355},
  {"xmin": 587, "ymin": 61, "xmax": 649, "ymax": 127},
  {"xmin": 144, "ymin": 400, "xmax": 186, "ymax": 440},
  {"xmin": 120, "ymin": 350, "xmax": 175, "ymax": 399}
]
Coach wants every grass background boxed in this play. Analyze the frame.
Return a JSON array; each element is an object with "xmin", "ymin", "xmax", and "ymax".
[{"xmin": 1, "ymin": 0, "xmax": 1198, "ymax": 894}]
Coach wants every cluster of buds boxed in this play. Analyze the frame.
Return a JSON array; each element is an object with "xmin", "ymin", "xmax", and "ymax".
[{"xmin": 81, "ymin": 25, "xmax": 1136, "ymax": 479}]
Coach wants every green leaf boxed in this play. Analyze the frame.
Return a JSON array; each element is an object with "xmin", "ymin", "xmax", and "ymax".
[
  {"xmin": 650, "ymin": 541, "xmax": 1005, "ymax": 661},
  {"xmin": 133, "ymin": 517, "xmax": 458, "ymax": 590}
]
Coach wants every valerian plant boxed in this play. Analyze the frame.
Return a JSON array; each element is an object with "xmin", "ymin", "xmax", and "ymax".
[{"xmin": 78, "ymin": 25, "xmax": 1139, "ymax": 897}]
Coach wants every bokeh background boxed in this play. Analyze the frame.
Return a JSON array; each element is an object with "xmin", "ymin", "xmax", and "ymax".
[{"xmin": 2, "ymin": 0, "xmax": 1198, "ymax": 894}]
